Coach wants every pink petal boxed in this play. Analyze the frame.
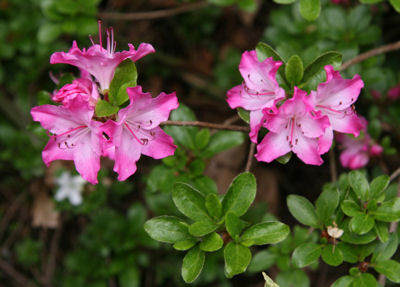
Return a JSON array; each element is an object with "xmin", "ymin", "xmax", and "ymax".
[
  {"xmin": 340, "ymin": 149, "xmax": 369, "ymax": 170},
  {"xmin": 318, "ymin": 126, "xmax": 333, "ymax": 155},
  {"xmin": 328, "ymin": 108, "xmax": 363, "ymax": 136},
  {"xmin": 249, "ymin": 110, "xmax": 265, "ymax": 143},
  {"xmin": 255, "ymin": 131, "xmax": 291, "ymax": 163},
  {"xmin": 297, "ymin": 113, "xmax": 330, "ymax": 138},
  {"xmin": 291, "ymin": 131, "xmax": 324, "ymax": 165},
  {"xmin": 140, "ymin": 127, "xmax": 176, "ymax": 159}
]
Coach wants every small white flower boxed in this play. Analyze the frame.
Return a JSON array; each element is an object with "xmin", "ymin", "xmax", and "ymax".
[
  {"xmin": 55, "ymin": 172, "xmax": 86, "ymax": 206},
  {"xmin": 327, "ymin": 225, "xmax": 344, "ymax": 239}
]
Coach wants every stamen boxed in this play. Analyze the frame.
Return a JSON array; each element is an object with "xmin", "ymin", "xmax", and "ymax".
[
  {"xmin": 125, "ymin": 123, "xmax": 144, "ymax": 145},
  {"xmin": 89, "ymin": 35, "xmax": 95, "ymax": 46},
  {"xmin": 98, "ymin": 20, "xmax": 102, "ymax": 47},
  {"xmin": 106, "ymin": 28, "xmax": 110, "ymax": 55},
  {"xmin": 48, "ymin": 125, "xmax": 87, "ymax": 140},
  {"xmin": 110, "ymin": 27, "xmax": 114, "ymax": 55}
]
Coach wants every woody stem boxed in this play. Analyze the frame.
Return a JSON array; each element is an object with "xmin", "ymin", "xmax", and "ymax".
[{"xmin": 160, "ymin": 120, "xmax": 250, "ymax": 132}]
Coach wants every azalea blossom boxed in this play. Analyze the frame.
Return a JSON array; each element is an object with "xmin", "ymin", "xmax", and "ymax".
[
  {"xmin": 50, "ymin": 22, "xmax": 155, "ymax": 91},
  {"xmin": 31, "ymin": 97, "xmax": 102, "ymax": 184},
  {"xmin": 336, "ymin": 118, "xmax": 383, "ymax": 170},
  {"xmin": 55, "ymin": 171, "xmax": 86, "ymax": 206},
  {"xmin": 102, "ymin": 86, "xmax": 179, "ymax": 181},
  {"xmin": 388, "ymin": 84, "xmax": 400, "ymax": 100},
  {"xmin": 226, "ymin": 50, "xmax": 285, "ymax": 142},
  {"xmin": 308, "ymin": 65, "xmax": 364, "ymax": 154},
  {"xmin": 52, "ymin": 78, "xmax": 99, "ymax": 108},
  {"xmin": 256, "ymin": 88, "xmax": 330, "ymax": 165}
]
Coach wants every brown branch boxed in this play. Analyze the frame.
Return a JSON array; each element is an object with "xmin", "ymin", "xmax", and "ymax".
[
  {"xmin": 340, "ymin": 41, "xmax": 400, "ymax": 71},
  {"xmin": 245, "ymin": 142, "xmax": 256, "ymax": 172},
  {"xmin": 99, "ymin": 1, "xmax": 209, "ymax": 21},
  {"xmin": 389, "ymin": 167, "xmax": 400, "ymax": 182},
  {"xmin": 0, "ymin": 259, "xmax": 35, "ymax": 287},
  {"xmin": 161, "ymin": 120, "xmax": 250, "ymax": 132}
]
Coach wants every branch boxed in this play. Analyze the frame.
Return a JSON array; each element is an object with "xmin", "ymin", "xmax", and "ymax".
[
  {"xmin": 390, "ymin": 167, "xmax": 400, "ymax": 181},
  {"xmin": 160, "ymin": 120, "xmax": 250, "ymax": 132},
  {"xmin": 99, "ymin": 2, "xmax": 209, "ymax": 21},
  {"xmin": 0, "ymin": 259, "xmax": 35, "ymax": 287},
  {"xmin": 340, "ymin": 41, "xmax": 400, "ymax": 71},
  {"xmin": 245, "ymin": 142, "xmax": 256, "ymax": 172}
]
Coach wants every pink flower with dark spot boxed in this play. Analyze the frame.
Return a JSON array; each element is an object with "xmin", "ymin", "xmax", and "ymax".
[
  {"xmin": 52, "ymin": 78, "xmax": 99, "ymax": 108},
  {"xmin": 227, "ymin": 50, "xmax": 285, "ymax": 143},
  {"xmin": 256, "ymin": 87, "xmax": 330, "ymax": 165},
  {"xmin": 308, "ymin": 65, "xmax": 364, "ymax": 155},
  {"xmin": 102, "ymin": 86, "xmax": 179, "ymax": 181},
  {"xmin": 31, "ymin": 97, "xmax": 103, "ymax": 184},
  {"xmin": 50, "ymin": 22, "xmax": 155, "ymax": 91}
]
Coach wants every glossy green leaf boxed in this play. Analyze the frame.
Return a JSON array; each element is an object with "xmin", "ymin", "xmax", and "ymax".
[
  {"xmin": 195, "ymin": 129, "xmax": 210, "ymax": 150},
  {"xmin": 224, "ymin": 242, "xmax": 252, "ymax": 277},
  {"xmin": 181, "ymin": 246, "xmax": 205, "ymax": 283},
  {"xmin": 299, "ymin": 0, "xmax": 321, "ymax": 21},
  {"xmin": 241, "ymin": 221, "xmax": 290, "ymax": 246},
  {"xmin": 173, "ymin": 239, "xmax": 197, "ymax": 251},
  {"xmin": 316, "ymin": 186, "xmax": 339, "ymax": 224},
  {"xmin": 372, "ymin": 232, "xmax": 398, "ymax": 263},
  {"xmin": 144, "ymin": 216, "xmax": 190, "ymax": 243},
  {"xmin": 292, "ymin": 243, "xmax": 322, "ymax": 268},
  {"xmin": 205, "ymin": 193, "xmax": 222, "ymax": 219},
  {"xmin": 109, "ymin": 59, "xmax": 137, "ymax": 105},
  {"xmin": 370, "ymin": 175, "xmax": 389, "ymax": 199},
  {"xmin": 337, "ymin": 242, "xmax": 359, "ymax": 264},
  {"xmin": 321, "ymin": 245, "xmax": 343, "ymax": 266},
  {"xmin": 222, "ymin": 172, "xmax": 257, "ymax": 217},
  {"xmin": 273, "ymin": 0, "xmax": 296, "ymax": 3},
  {"xmin": 189, "ymin": 220, "xmax": 218, "ymax": 237},
  {"xmin": 275, "ymin": 269, "xmax": 310, "ymax": 287},
  {"xmin": 225, "ymin": 212, "xmax": 245, "ymax": 239},
  {"xmin": 201, "ymin": 131, "xmax": 245, "ymax": 158},
  {"xmin": 172, "ymin": 183, "xmax": 210, "ymax": 221},
  {"xmin": 95, "ymin": 99, "xmax": 119, "ymax": 117},
  {"xmin": 248, "ymin": 250, "xmax": 278, "ymax": 273},
  {"xmin": 349, "ymin": 213, "xmax": 375, "ymax": 235},
  {"xmin": 237, "ymin": 108, "xmax": 250, "ymax": 124},
  {"xmin": 331, "ymin": 276, "xmax": 353, "ymax": 287},
  {"xmin": 199, "ymin": 232, "xmax": 223, "ymax": 252},
  {"xmin": 374, "ymin": 260, "xmax": 400, "ymax": 283},
  {"xmin": 276, "ymin": 152, "xmax": 292, "ymax": 164},
  {"xmin": 349, "ymin": 171, "xmax": 370, "ymax": 200},
  {"xmin": 285, "ymin": 55, "xmax": 303, "ymax": 86},
  {"xmin": 341, "ymin": 199, "xmax": 363, "ymax": 217},
  {"xmin": 340, "ymin": 219, "xmax": 376, "ymax": 245},
  {"xmin": 373, "ymin": 198, "xmax": 400, "ymax": 222},
  {"xmin": 374, "ymin": 221, "xmax": 389, "ymax": 243},
  {"xmin": 287, "ymin": 195, "xmax": 319, "ymax": 228},
  {"xmin": 352, "ymin": 273, "xmax": 377, "ymax": 287},
  {"xmin": 389, "ymin": 0, "xmax": 400, "ymax": 12}
]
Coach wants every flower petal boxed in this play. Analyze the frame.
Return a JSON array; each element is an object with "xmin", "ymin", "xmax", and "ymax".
[
  {"xmin": 140, "ymin": 127, "xmax": 176, "ymax": 159},
  {"xmin": 318, "ymin": 126, "xmax": 333, "ymax": 155},
  {"xmin": 255, "ymin": 131, "xmax": 291, "ymax": 163},
  {"xmin": 291, "ymin": 129, "xmax": 323, "ymax": 165}
]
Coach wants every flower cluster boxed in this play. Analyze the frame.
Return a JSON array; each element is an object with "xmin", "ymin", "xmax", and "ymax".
[
  {"xmin": 227, "ymin": 51, "xmax": 364, "ymax": 165},
  {"xmin": 31, "ymin": 24, "xmax": 178, "ymax": 184}
]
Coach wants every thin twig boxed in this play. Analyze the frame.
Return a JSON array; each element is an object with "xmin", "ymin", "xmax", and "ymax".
[
  {"xmin": 161, "ymin": 120, "xmax": 250, "ymax": 132},
  {"xmin": 0, "ymin": 259, "xmax": 35, "ymax": 287},
  {"xmin": 223, "ymin": 114, "xmax": 240, "ymax": 125},
  {"xmin": 329, "ymin": 148, "xmax": 337, "ymax": 182},
  {"xmin": 99, "ymin": 1, "xmax": 209, "ymax": 21},
  {"xmin": 245, "ymin": 142, "xmax": 256, "ymax": 172},
  {"xmin": 43, "ymin": 218, "xmax": 63, "ymax": 287},
  {"xmin": 389, "ymin": 167, "xmax": 400, "ymax": 181},
  {"xmin": 340, "ymin": 41, "xmax": 400, "ymax": 71}
]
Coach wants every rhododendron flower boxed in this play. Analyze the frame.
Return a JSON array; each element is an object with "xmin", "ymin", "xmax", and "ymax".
[
  {"xmin": 309, "ymin": 65, "xmax": 364, "ymax": 154},
  {"xmin": 388, "ymin": 84, "xmax": 400, "ymax": 100},
  {"xmin": 227, "ymin": 50, "xmax": 285, "ymax": 142},
  {"xmin": 52, "ymin": 78, "xmax": 99, "ymax": 108},
  {"xmin": 256, "ymin": 88, "xmax": 330, "ymax": 165},
  {"xmin": 50, "ymin": 22, "xmax": 155, "ymax": 91},
  {"xmin": 31, "ymin": 97, "xmax": 102, "ymax": 184},
  {"xmin": 102, "ymin": 86, "xmax": 179, "ymax": 181},
  {"xmin": 55, "ymin": 171, "xmax": 86, "ymax": 206},
  {"xmin": 336, "ymin": 119, "xmax": 383, "ymax": 169}
]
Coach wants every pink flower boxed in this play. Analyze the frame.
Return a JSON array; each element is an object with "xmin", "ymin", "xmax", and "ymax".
[
  {"xmin": 309, "ymin": 66, "xmax": 364, "ymax": 154},
  {"xmin": 52, "ymin": 78, "xmax": 99, "ymax": 108},
  {"xmin": 226, "ymin": 50, "xmax": 285, "ymax": 143},
  {"xmin": 50, "ymin": 22, "xmax": 155, "ymax": 91},
  {"xmin": 336, "ymin": 119, "xmax": 383, "ymax": 170},
  {"xmin": 31, "ymin": 97, "xmax": 103, "ymax": 184},
  {"xmin": 255, "ymin": 88, "xmax": 330, "ymax": 165},
  {"xmin": 387, "ymin": 85, "xmax": 400, "ymax": 101},
  {"xmin": 102, "ymin": 86, "xmax": 179, "ymax": 181}
]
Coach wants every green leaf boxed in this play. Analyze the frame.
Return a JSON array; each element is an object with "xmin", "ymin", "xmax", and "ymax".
[
  {"xmin": 109, "ymin": 59, "xmax": 137, "ymax": 105},
  {"xmin": 352, "ymin": 273, "xmax": 377, "ymax": 287},
  {"xmin": 173, "ymin": 239, "xmax": 197, "ymax": 251},
  {"xmin": 285, "ymin": 55, "xmax": 303, "ymax": 86},
  {"xmin": 349, "ymin": 171, "xmax": 370, "ymax": 200},
  {"xmin": 144, "ymin": 216, "xmax": 191, "ymax": 243},
  {"xmin": 225, "ymin": 212, "xmax": 245, "ymax": 239},
  {"xmin": 201, "ymin": 131, "xmax": 245, "ymax": 158},
  {"xmin": 287, "ymin": 195, "xmax": 319, "ymax": 228},
  {"xmin": 316, "ymin": 186, "xmax": 339, "ymax": 225},
  {"xmin": 337, "ymin": 242, "xmax": 359, "ymax": 263},
  {"xmin": 241, "ymin": 222, "xmax": 290, "ymax": 246},
  {"xmin": 331, "ymin": 276, "xmax": 354, "ymax": 287},
  {"xmin": 199, "ymin": 232, "xmax": 223, "ymax": 252},
  {"xmin": 276, "ymin": 269, "xmax": 309, "ymax": 287},
  {"xmin": 195, "ymin": 129, "xmax": 210, "ymax": 150},
  {"xmin": 373, "ymin": 198, "xmax": 400, "ymax": 222},
  {"xmin": 256, "ymin": 42, "xmax": 287, "ymax": 86},
  {"xmin": 237, "ymin": 108, "xmax": 250, "ymax": 124},
  {"xmin": 193, "ymin": 176, "xmax": 218, "ymax": 196},
  {"xmin": 372, "ymin": 232, "xmax": 398, "ymax": 263},
  {"xmin": 273, "ymin": 0, "xmax": 296, "ymax": 3},
  {"xmin": 374, "ymin": 260, "xmax": 400, "ymax": 283},
  {"xmin": 181, "ymin": 246, "xmax": 205, "ymax": 283},
  {"xmin": 222, "ymin": 172, "xmax": 257, "ymax": 217},
  {"xmin": 299, "ymin": 0, "xmax": 321, "ymax": 21},
  {"xmin": 389, "ymin": 0, "xmax": 400, "ymax": 12},
  {"xmin": 370, "ymin": 175, "xmax": 389, "ymax": 199},
  {"xmin": 224, "ymin": 242, "xmax": 252, "ymax": 277},
  {"xmin": 340, "ymin": 219, "xmax": 376, "ymax": 245},
  {"xmin": 189, "ymin": 220, "xmax": 218, "ymax": 237},
  {"xmin": 172, "ymin": 183, "xmax": 210, "ymax": 221},
  {"xmin": 292, "ymin": 243, "xmax": 322, "ymax": 268},
  {"xmin": 301, "ymin": 52, "xmax": 342, "ymax": 91},
  {"xmin": 341, "ymin": 200, "xmax": 362, "ymax": 217},
  {"xmin": 276, "ymin": 152, "xmax": 292, "ymax": 164},
  {"xmin": 374, "ymin": 221, "xmax": 389, "ymax": 243},
  {"xmin": 349, "ymin": 213, "xmax": 375, "ymax": 235},
  {"xmin": 248, "ymin": 250, "xmax": 278, "ymax": 273},
  {"xmin": 205, "ymin": 193, "xmax": 222, "ymax": 219},
  {"xmin": 95, "ymin": 100, "xmax": 119, "ymax": 117},
  {"xmin": 321, "ymin": 245, "xmax": 343, "ymax": 266}
]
